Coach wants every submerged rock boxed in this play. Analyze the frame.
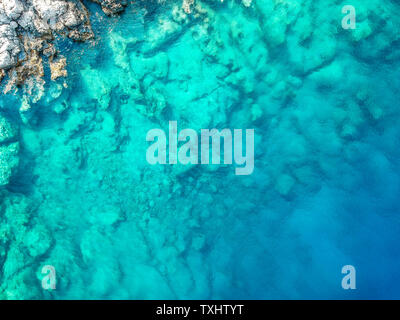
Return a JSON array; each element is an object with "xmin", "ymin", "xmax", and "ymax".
[
  {"xmin": 0, "ymin": 141, "xmax": 19, "ymax": 186},
  {"xmin": 0, "ymin": 114, "xmax": 19, "ymax": 186},
  {"xmin": 0, "ymin": 115, "xmax": 17, "ymax": 144},
  {"xmin": 50, "ymin": 56, "xmax": 68, "ymax": 81}
]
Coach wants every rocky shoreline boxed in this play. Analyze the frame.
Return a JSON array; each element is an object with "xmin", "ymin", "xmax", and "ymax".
[{"xmin": 0, "ymin": 0, "xmax": 128, "ymax": 90}]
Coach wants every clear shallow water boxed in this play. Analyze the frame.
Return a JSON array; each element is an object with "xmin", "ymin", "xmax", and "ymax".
[{"xmin": 1, "ymin": 0, "xmax": 400, "ymax": 299}]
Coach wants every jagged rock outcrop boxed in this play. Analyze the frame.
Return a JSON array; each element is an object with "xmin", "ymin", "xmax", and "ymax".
[
  {"xmin": 91, "ymin": 0, "xmax": 127, "ymax": 16},
  {"xmin": 0, "ymin": 0, "xmax": 127, "ymax": 89}
]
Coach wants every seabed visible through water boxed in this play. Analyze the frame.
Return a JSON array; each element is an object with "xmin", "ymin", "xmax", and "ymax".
[{"xmin": 0, "ymin": 0, "xmax": 400, "ymax": 299}]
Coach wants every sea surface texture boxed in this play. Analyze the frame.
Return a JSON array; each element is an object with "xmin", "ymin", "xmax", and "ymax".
[{"xmin": 1, "ymin": 0, "xmax": 400, "ymax": 299}]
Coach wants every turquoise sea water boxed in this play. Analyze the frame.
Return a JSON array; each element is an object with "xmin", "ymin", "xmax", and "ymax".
[{"xmin": 1, "ymin": 0, "xmax": 400, "ymax": 299}]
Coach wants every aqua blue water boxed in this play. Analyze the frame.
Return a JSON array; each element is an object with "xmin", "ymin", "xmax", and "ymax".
[{"xmin": 1, "ymin": 0, "xmax": 400, "ymax": 299}]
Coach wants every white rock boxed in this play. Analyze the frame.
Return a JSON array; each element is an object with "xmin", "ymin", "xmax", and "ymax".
[{"xmin": 2, "ymin": 0, "xmax": 24, "ymax": 20}]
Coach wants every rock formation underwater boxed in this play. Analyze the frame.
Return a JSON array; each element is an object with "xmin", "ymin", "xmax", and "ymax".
[{"xmin": 0, "ymin": 0, "xmax": 400, "ymax": 299}]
